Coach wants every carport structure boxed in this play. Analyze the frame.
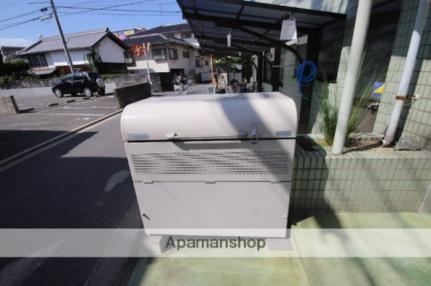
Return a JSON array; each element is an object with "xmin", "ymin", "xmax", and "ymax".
[{"xmin": 176, "ymin": 0, "xmax": 345, "ymax": 91}]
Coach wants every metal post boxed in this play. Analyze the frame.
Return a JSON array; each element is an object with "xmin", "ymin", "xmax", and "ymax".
[
  {"xmin": 144, "ymin": 43, "xmax": 152, "ymax": 85},
  {"xmin": 332, "ymin": 0, "xmax": 372, "ymax": 155},
  {"xmin": 257, "ymin": 55, "xmax": 263, "ymax": 92},
  {"xmin": 210, "ymin": 53, "xmax": 216, "ymax": 93},
  {"xmin": 382, "ymin": 0, "xmax": 430, "ymax": 146},
  {"xmin": 50, "ymin": 0, "xmax": 74, "ymax": 73}
]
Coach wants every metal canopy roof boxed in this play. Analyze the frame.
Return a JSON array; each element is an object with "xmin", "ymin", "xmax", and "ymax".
[{"xmin": 176, "ymin": 0, "xmax": 345, "ymax": 57}]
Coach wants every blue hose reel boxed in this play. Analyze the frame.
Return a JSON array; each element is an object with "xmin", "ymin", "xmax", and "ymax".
[{"xmin": 295, "ymin": 60, "xmax": 318, "ymax": 86}]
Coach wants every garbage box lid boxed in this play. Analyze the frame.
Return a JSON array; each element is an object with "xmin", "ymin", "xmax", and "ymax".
[{"xmin": 121, "ymin": 92, "xmax": 297, "ymax": 141}]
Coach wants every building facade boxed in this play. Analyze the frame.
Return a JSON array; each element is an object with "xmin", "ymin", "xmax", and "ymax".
[
  {"xmin": 123, "ymin": 23, "xmax": 211, "ymax": 89},
  {"xmin": 17, "ymin": 28, "xmax": 129, "ymax": 76}
]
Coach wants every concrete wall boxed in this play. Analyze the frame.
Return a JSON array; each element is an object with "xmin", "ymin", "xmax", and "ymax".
[
  {"xmin": 96, "ymin": 37, "xmax": 126, "ymax": 63},
  {"xmin": 291, "ymin": 146, "xmax": 431, "ymax": 212},
  {"xmin": 0, "ymin": 95, "xmax": 18, "ymax": 115},
  {"xmin": 0, "ymin": 74, "xmax": 162, "ymax": 93},
  {"xmin": 373, "ymin": 0, "xmax": 431, "ymax": 150},
  {"xmin": 114, "ymin": 82, "xmax": 151, "ymax": 108}
]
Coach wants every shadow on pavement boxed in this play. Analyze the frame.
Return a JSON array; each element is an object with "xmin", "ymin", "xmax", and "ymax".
[
  {"xmin": 0, "ymin": 130, "xmax": 143, "ymax": 286},
  {"xmin": 0, "ymin": 130, "xmax": 67, "ymax": 162}
]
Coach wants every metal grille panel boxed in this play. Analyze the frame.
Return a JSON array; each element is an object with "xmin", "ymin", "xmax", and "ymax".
[{"xmin": 131, "ymin": 151, "xmax": 290, "ymax": 175}]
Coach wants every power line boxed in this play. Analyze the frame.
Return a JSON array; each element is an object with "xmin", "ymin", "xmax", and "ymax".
[
  {"xmin": 57, "ymin": 5, "xmax": 180, "ymax": 13},
  {"xmin": 0, "ymin": 9, "xmax": 43, "ymax": 23},
  {"xmin": 52, "ymin": 0, "xmax": 156, "ymax": 17},
  {"xmin": 0, "ymin": 16, "xmax": 43, "ymax": 32},
  {"xmin": 61, "ymin": 12, "xmax": 180, "ymax": 17},
  {"xmin": 0, "ymin": 0, "xmax": 180, "ymax": 32}
]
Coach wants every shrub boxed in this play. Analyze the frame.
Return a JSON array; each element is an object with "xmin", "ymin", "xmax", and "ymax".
[
  {"xmin": 320, "ymin": 57, "xmax": 387, "ymax": 145},
  {"xmin": 0, "ymin": 59, "xmax": 29, "ymax": 76}
]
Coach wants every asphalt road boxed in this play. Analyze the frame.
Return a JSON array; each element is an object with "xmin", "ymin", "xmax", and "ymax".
[
  {"xmin": 0, "ymin": 92, "xmax": 119, "ymax": 161},
  {"xmin": 0, "ymin": 114, "xmax": 142, "ymax": 286},
  {"xmin": 0, "ymin": 85, "xmax": 212, "ymax": 285}
]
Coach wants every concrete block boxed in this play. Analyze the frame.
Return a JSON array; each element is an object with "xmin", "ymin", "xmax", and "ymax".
[
  {"xmin": 114, "ymin": 82, "xmax": 152, "ymax": 108},
  {"xmin": 0, "ymin": 95, "xmax": 18, "ymax": 115}
]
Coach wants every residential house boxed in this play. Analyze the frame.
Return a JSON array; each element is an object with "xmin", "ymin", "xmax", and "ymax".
[
  {"xmin": 17, "ymin": 28, "xmax": 129, "ymax": 76},
  {"xmin": 0, "ymin": 46, "xmax": 25, "ymax": 63},
  {"xmin": 123, "ymin": 23, "xmax": 211, "ymax": 90}
]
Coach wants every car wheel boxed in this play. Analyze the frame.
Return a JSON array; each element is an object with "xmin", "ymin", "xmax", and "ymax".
[
  {"xmin": 83, "ymin": 87, "xmax": 93, "ymax": 97},
  {"xmin": 54, "ymin": 88, "xmax": 63, "ymax": 98},
  {"xmin": 71, "ymin": 93, "xmax": 77, "ymax": 97}
]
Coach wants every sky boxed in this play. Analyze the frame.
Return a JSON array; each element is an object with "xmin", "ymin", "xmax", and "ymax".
[{"xmin": 0, "ymin": 0, "xmax": 184, "ymax": 46}]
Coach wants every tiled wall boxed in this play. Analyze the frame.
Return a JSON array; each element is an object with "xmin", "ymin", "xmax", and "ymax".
[
  {"xmin": 291, "ymin": 147, "xmax": 431, "ymax": 212},
  {"xmin": 373, "ymin": 0, "xmax": 431, "ymax": 151}
]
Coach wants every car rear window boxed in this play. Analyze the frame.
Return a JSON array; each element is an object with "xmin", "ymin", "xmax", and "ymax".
[{"xmin": 87, "ymin": 73, "xmax": 100, "ymax": 80}]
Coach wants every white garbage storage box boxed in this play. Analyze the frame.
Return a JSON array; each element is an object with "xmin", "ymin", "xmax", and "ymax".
[{"xmin": 121, "ymin": 92, "xmax": 297, "ymax": 238}]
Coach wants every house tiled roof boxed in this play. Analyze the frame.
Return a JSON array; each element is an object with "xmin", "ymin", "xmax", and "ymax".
[
  {"xmin": 17, "ymin": 28, "xmax": 128, "ymax": 55},
  {"xmin": 132, "ymin": 23, "xmax": 191, "ymax": 37},
  {"xmin": 124, "ymin": 33, "xmax": 196, "ymax": 48}
]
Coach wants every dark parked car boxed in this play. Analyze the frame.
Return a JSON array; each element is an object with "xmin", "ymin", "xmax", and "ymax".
[{"xmin": 52, "ymin": 72, "xmax": 105, "ymax": 98}]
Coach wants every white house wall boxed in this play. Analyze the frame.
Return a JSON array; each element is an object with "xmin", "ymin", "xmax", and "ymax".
[
  {"xmin": 128, "ymin": 44, "xmax": 210, "ymax": 76},
  {"xmin": 168, "ymin": 46, "xmax": 194, "ymax": 74},
  {"xmin": 45, "ymin": 49, "xmax": 90, "ymax": 67},
  {"xmin": 96, "ymin": 37, "xmax": 126, "ymax": 63},
  {"xmin": 128, "ymin": 56, "xmax": 170, "ymax": 73}
]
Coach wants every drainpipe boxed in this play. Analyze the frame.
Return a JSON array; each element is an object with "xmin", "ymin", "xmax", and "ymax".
[
  {"xmin": 382, "ymin": 0, "xmax": 430, "ymax": 146},
  {"xmin": 332, "ymin": 0, "xmax": 373, "ymax": 155}
]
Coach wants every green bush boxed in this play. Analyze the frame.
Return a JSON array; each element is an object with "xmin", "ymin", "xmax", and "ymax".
[
  {"xmin": 0, "ymin": 59, "xmax": 29, "ymax": 76},
  {"xmin": 321, "ymin": 96, "xmax": 338, "ymax": 146},
  {"xmin": 320, "ymin": 56, "xmax": 387, "ymax": 146}
]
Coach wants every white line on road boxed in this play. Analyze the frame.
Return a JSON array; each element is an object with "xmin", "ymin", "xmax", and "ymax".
[
  {"xmin": 0, "ymin": 110, "xmax": 122, "ymax": 173},
  {"xmin": 39, "ymin": 113, "xmax": 106, "ymax": 116},
  {"xmin": 60, "ymin": 106, "xmax": 116, "ymax": 110}
]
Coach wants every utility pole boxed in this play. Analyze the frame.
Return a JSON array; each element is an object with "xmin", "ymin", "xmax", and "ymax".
[{"xmin": 49, "ymin": 0, "xmax": 74, "ymax": 73}]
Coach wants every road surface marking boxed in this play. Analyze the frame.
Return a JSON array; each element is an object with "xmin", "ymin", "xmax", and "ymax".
[
  {"xmin": 61, "ymin": 106, "xmax": 115, "ymax": 110},
  {"xmin": 39, "ymin": 113, "xmax": 106, "ymax": 116},
  {"xmin": 0, "ymin": 110, "xmax": 122, "ymax": 173}
]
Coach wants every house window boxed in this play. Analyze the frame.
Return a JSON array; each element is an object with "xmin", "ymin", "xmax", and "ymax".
[
  {"xmin": 124, "ymin": 51, "xmax": 135, "ymax": 66},
  {"xmin": 181, "ymin": 32, "xmax": 192, "ymax": 39},
  {"xmin": 195, "ymin": 58, "xmax": 202, "ymax": 68},
  {"xmin": 27, "ymin": 54, "xmax": 47, "ymax": 68},
  {"xmin": 152, "ymin": 48, "xmax": 167, "ymax": 60},
  {"xmin": 168, "ymin": 48, "xmax": 178, "ymax": 60},
  {"xmin": 182, "ymin": 51, "xmax": 189, "ymax": 58}
]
